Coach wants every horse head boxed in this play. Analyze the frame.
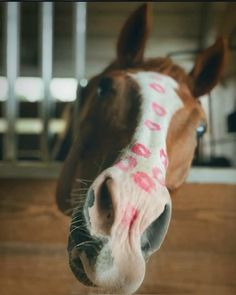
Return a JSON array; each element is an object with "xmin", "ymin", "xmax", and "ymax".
[{"xmin": 56, "ymin": 4, "xmax": 227, "ymax": 294}]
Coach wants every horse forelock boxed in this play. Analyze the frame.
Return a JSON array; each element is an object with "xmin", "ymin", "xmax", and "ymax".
[{"xmin": 103, "ymin": 56, "xmax": 190, "ymax": 90}]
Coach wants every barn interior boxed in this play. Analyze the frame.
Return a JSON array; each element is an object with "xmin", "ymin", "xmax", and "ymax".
[{"xmin": 0, "ymin": 2, "xmax": 236, "ymax": 295}]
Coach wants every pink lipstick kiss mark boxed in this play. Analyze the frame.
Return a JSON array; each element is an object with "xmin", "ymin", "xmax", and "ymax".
[
  {"xmin": 121, "ymin": 203, "xmax": 138, "ymax": 229},
  {"xmin": 132, "ymin": 171, "xmax": 156, "ymax": 193},
  {"xmin": 160, "ymin": 148, "xmax": 168, "ymax": 169},
  {"xmin": 144, "ymin": 119, "xmax": 161, "ymax": 131},
  {"xmin": 131, "ymin": 143, "xmax": 151, "ymax": 158},
  {"xmin": 149, "ymin": 82, "xmax": 165, "ymax": 94},
  {"xmin": 115, "ymin": 156, "xmax": 137, "ymax": 172},
  {"xmin": 152, "ymin": 102, "xmax": 167, "ymax": 117},
  {"xmin": 152, "ymin": 167, "xmax": 165, "ymax": 186}
]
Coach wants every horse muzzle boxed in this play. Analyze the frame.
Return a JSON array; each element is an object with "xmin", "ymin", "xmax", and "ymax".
[{"xmin": 68, "ymin": 167, "xmax": 172, "ymax": 294}]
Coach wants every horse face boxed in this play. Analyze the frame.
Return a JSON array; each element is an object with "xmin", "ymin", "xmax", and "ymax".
[
  {"xmin": 57, "ymin": 4, "xmax": 227, "ymax": 294},
  {"xmin": 69, "ymin": 71, "xmax": 179, "ymax": 293}
]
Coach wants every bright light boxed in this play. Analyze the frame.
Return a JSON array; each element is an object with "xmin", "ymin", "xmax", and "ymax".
[
  {"xmin": 0, "ymin": 77, "xmax": 8, "ymax": 101},
  {"xmin": 15, "ymin": 77, "xmax": 43, "ymax": 102},
  {"xmin": 2, "ymin": 77, "xmax": 79, "ymax": 102},
  {"xmin": 50, "ymin": 78, "xmax": 77, "ymax": 102},
  {"xmin": 79, "ymin": 78, "xmax": 88, "ymax": 88}
]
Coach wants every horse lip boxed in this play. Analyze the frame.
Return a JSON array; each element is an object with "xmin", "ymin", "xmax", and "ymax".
[
  {"xmin": 68, "ymin": 201, "xmax": 107, "ymax": 288},
  {"xmin": 69, "ymin": 246, "xmax": 97, "ymax": 287}
]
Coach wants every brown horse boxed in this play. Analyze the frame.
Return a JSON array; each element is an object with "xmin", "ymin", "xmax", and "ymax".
[{"xmin": 56, "ymin": 4, "xmax": 227, "ymax": 294}]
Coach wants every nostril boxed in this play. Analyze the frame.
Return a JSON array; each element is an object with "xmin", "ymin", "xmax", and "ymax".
[
  {"xmin": 141, "ymin": 204, "xmax": 171, "ymax": 257},
  {"xmin": 96, "ymin": 177, "xmax": 115, "ymax": 234},
  {"xmin": 99, "ymin": 178, "xmax": 114, "ymax": 224},
  {"xmin": 87, "ymin": 190, "xmax": 95, "ymax": 208}
]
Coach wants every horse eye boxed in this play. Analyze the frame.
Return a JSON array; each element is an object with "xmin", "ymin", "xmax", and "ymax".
[
  {"xmin": 97, "ymin": 77, "xmax": 114, "ymax": 97},
  {"xmin": 196, "ymin": 122, "xmax": 207, "ymax": 138}
]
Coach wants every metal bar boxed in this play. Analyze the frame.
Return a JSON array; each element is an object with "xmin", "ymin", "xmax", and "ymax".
[
  {"xmin": 0, "ymin": 161, "xmax": 62, "ymax": 179},
  {"xmin": 40, "ymin": 2, "xmax": 53, "ymax": 162},
  {"xmin": 73, "ymin": 2, "xmax": 87, "ymax": 139},
  {"xmin": 75, "ymin": 2, "xmax": 87, "ymax": 82},
  {"xmin": 0, "ymin": 162, "xmax": 236, "ymax": 184},
  {"xmin": 4, "ymin": 2, "xmax": 20, "ymax": 161}
]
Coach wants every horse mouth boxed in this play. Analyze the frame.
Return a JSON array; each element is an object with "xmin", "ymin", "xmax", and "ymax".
[
  {"xmin": 67, "ymin": 184, "xmax": 171, "ymax": 291},
  {"xmin": 67, "ymin": 207, "xmax": 104, "ymax": 288},
  {"xmin": 69, "ymin": 246, "xmax": 96, "ymax": 287}
]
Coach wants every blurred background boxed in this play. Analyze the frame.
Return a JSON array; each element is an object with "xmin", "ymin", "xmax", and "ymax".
[
  {"xmin": 0, "ymin": 2, "xmax": 235, "ymax": 173},
  {"xmin": 0, "ymin": 3, "xmax": 236, "ymax": 295}
]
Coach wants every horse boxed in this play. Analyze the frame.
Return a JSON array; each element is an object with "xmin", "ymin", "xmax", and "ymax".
[{"xmin": 56, "ymin": 4, "xmax": 227, "ymax": 294}]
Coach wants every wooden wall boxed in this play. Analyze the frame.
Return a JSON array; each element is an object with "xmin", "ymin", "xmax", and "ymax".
[{"xmin": 0, "ymin": 179, "xmax": 235, "ymax": 294}]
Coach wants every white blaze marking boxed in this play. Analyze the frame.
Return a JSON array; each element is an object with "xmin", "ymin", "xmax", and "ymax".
[{"xmin": 115, "ymin": 71, "xmax": 183, "ymax": 190}]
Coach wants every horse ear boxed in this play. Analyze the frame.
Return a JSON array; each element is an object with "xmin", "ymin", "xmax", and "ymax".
[
  {"xmin": 189, "ymin": 37, "xmax": 228, "ymax": 97},
  {"xmin": 116, "ymin": 3, "xmax": 152, "ymax": 67}
]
